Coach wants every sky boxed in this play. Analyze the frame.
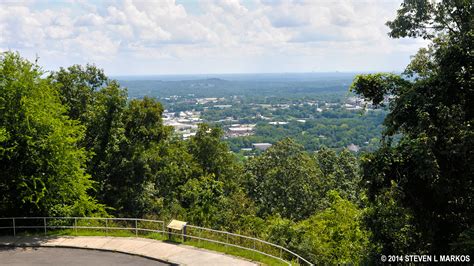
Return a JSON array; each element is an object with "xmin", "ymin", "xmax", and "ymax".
[{"xmin": 0, "ymin": 0, "xmax": 428, "ymax": 76}]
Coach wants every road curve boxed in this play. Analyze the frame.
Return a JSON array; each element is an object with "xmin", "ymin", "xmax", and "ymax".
[
  {"xmin": 0, "ymin": 246, "xmax": 168, "ymax": 265},
  {"xmin": 0, "ymin": 236, "xmax": 257, "ymax": 266}
]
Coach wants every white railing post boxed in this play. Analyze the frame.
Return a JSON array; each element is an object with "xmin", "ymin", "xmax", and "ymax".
[
  {"xmin": 162, "ymin": 222, "xmax": 165, "ymax": 238},
  {"xmin": 105, "ymin": 219, "xmax": 108, "ymax": 236},
  {"xmin": 253, "ymin": 239, "xmax": 256, "ymax": 260},
  {"xmin": 74, "ymin": 217, "xmax": 77, "ymax": 235},
  {"xmin": 12, "ymin": 218, "xmax": 15, "ymax": 237},
  {"xmin": 44, "ymin": 217, "xmax": 47, "ymax": 236},
  {"xmin": 135, "ymin": 219, "xmax": 138, "ymax": 237},
  {"xmin": 199, "ymin": 228, "xmax": 201, "ymax": 245},
  {"xmin": 226, "ymin": 233, "xmax": 229, "ymax": 251}
]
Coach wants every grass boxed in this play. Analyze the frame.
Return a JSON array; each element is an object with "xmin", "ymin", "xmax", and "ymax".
[
  {"xmin": 13, "ymin": 228, "xmax": 290, "ymax": 266},
  {"xmin": 184, "ymin": 238, "xmax": 288, "ymax": 266}
]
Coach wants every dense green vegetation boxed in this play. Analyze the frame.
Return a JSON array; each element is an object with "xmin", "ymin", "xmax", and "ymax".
[
  {"xmin": 0, "ymin": 1, "xmax": 472, "ymax": 264},
  {"xmin": 226, "ymin": 110, "xmax": 385, "ymax": 152},
  {"xmin": 0, "ymin": 52, "xmax": 368, "ymax": 263},
  {"xmin": 351, "ymin": 0, "xmax": 474, "ymax": 257},
  {"xmin": 0, "ymin": 54, "xmax": 105, "ymax": 217}
]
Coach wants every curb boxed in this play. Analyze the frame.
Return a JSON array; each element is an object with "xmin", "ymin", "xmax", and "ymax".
[{"xmin": 0, "ymin": 239, "xmax": 180, "ymax": 265}]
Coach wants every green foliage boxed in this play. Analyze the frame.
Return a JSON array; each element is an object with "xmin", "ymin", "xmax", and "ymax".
[
  {"xmin": 451, "ymin": 227, "xmax": 474, "ymax": 255},
  {"xmin": 85, "ymin": 81, "xmax": 128, "ymax": 193},
  {"xmin": 146, "ymin": 137, "xmax": 202, "ymax": 217},
  {"xmin": 50, "ymin": 64, "xmax": 108, "ymax": 122},
  {"xmin": 0, "ymin": 52, "xmax": 373, "ymax": 264},
  {"xmin": 179, "ymin": 174, "xmax": 225, "ymax": 227},
  {"xmin": 209, "ymin": 103, "xmax": 387, "ymax": 152},
  {"xmin": 0, "ymin": 52, "xmax": 105, "ymax": 217},
  {"xmin": 264, "ymin": 191, "xmax": 370, "ymax": 265},
  {"xmin": 51, "ymin": 65, "xmax": 173, "ymax": 217},
  {"xmin": 315, "ymin": 147, "xmax": 362, "ymax": 203},
  {"xmin": 3, "ymin": 1, "xmax": 472, "ymax": 264},
  {"xmin": 364, "ymin": 181, "xmax": 421, "ymax": 256},
  {"xmin": 386, "ymin": 0, "xmax": 472, "ymax": 40},
  {"xmin": 350, "ymin": 73, "xmax": 407, "ymax": 106},
  {"xmin": 97, "ymin": 96, "xmax": 170, "ymax": 217},
  {"xmin": 352, "ymin": 0, "xmax": 473, "ymax": 255},
  {"xmin": 294, "ymin": 191, "xmax": 370, "ymax": 265},
  {"xmin": 188, "ymin": 124, "xmax": 238, "ymax": 183},
  {"xmin": 245, "ymin": 138, "xmax": 324, "ymax": 220}
]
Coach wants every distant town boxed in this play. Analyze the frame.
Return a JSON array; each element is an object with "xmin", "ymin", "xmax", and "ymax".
[{"xmin": 160, "ymin": 94, "xmax": 390, "ymax": 154}]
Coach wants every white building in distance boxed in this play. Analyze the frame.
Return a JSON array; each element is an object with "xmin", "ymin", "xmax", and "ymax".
[{"xmin": 252, "ymin": 143, "xmax": 272, "ymax": 151}]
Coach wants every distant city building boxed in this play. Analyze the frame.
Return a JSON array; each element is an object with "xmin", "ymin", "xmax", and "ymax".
[
  {"xmin": 275, "ymin": 104, "xmax": 290, "ymax": 109},
  {"xmin": 269, "ymin": 121, "xmax": 288, "ymax": 125},
  {"xmin": 226, "ymin": 124, "xmax": 256, "ymax": 138},
  {"xmin": 163, "ymin": 110, "xmax": 201, "ymax": 139},
  {"xmin": 229, "ymin": 126, "xmax": 254, "ymax": 132},
  {"xmin": 214, "ymin": 105, "xmax": 232, "ymax": 108},
  {"xmin": 182, "ymin": 132, "xmax": 196, "ymax": 139},
  {"xmin": 347, "ymin": 143, "xmax": 360, "ymax": 152},
  {"xmin": 252, "ymin": 143, "xmax": 272, "ymax": 151},
  {"xmin": 196, "ymin": 98, "xmax": 219, "ymax": 104},
  {"xmin": 256, "ymin": 114, "xmax": 271, "ymax": 120}
]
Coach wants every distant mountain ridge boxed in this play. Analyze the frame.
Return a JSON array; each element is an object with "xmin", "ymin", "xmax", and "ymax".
[{"xmin": 117, "ymin": 73, "xmax": 359, "ymax": 98}]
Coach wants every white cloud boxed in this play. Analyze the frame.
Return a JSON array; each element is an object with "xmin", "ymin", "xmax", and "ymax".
[{"xmin": 0, "ymin": 0, "xmax": 427, "ymax": 74}]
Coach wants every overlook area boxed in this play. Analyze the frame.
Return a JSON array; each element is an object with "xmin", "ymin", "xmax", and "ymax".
[{"xmin": 0, "ymin": 0, "xmax": 473, "ymax": 264}]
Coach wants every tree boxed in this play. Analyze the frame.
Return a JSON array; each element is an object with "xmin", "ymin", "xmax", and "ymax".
[
  {"xmin": 124, "ymin": 97, "xmax": 168, "ymax": 146},
  {"xmin": 364, "ymin": 181, "xmax": 422, "ymax": 256},
  {"xmin": 143, "ymin": 136, "xmax": 202, "ymax": 219},
  {"xmin": 50, "ymin": 64, "xmax": 108, "ymax": 123},
  {"xmin": 315, "ymin": 147, "xmax": 362, "ymax": 203},
  {"xmin": 265, "ymin": 191, "xmax": 370, "ymax": 264},
  {"xmin": 101, "ymin": 98, "xmax": 169, "ymax": 216},
  {"xmin": 188, "ymin": 124, "xmax": 238, "ymax": 183},
  {"xmin": 245, "ymin": 138, "xmax": 324, "ymax": 220},
  {"xmin": 351, "ymin": 0, "xmax": 473, "ymax": 254},
  {"xmin": 85, "ymin": 81, "xmax": 128, "ymax": 197},
  {"xmin": 0, "ymin": 52, "xmax": 105, "ymax": 217},
  {"xmin": 51, "ymin": 65, "xmax": 128, "ymax": 194},
  {"xmin": 52, "ymin": 65, "xmax": 171, "ymax": 217},
  {"xmin": 295, "ymin": 191, "xmax": 370, "ymax": 265},
  {"xmin": 179, "ymin": 173, "xmax": 225, "ymax": 227}
]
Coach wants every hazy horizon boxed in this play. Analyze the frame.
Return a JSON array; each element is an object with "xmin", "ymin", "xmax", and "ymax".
[{"xmin": 113, "ymin": 71, "xmax": 363, "ymax": 78}]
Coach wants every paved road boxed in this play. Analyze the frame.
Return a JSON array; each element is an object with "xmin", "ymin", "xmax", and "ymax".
[
  {"xmin": 0, "ymin": 247, "xmax": 168, "ymax": 265},
  {"xmin": 0, "ymin": 236, "xmax": 257, "ymax": 266}
]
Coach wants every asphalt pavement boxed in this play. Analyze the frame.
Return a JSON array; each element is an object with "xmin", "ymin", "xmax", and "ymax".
[
  {"xmin": 0, "ymin": 246, "xmax": 169, "ymax": 265},
  {"xmin": 0, "ymin": 236, "xmax": 257, "ymax": 266}
]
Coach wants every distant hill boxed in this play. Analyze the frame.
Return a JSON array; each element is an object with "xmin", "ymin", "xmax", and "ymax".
[{"xmin": 116, "ymin": 73, "xmax": 358, "ymax": 98}]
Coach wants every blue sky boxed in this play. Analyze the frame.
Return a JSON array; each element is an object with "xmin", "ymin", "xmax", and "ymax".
[{"xmin": 0, "ymin": 0, "xmax": 427, "ymax": 75}]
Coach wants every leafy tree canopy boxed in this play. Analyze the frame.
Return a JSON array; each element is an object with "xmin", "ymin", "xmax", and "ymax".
[
  {"xmin": 0, "ymin": 52, "xmax": 105, "ymax": 217},
  {"xmin": 245, "ymin": 138, "xmax": 324, "ymax": 220},
  {"xmin": 351, "ymin": 0, "xmax": 473, "ymax": 254}
]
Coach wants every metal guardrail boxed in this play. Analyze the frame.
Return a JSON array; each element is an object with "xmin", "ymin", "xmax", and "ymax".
[{"xmin": 0, "ymin": 217, "xmax": 312, "ymax": 265}]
